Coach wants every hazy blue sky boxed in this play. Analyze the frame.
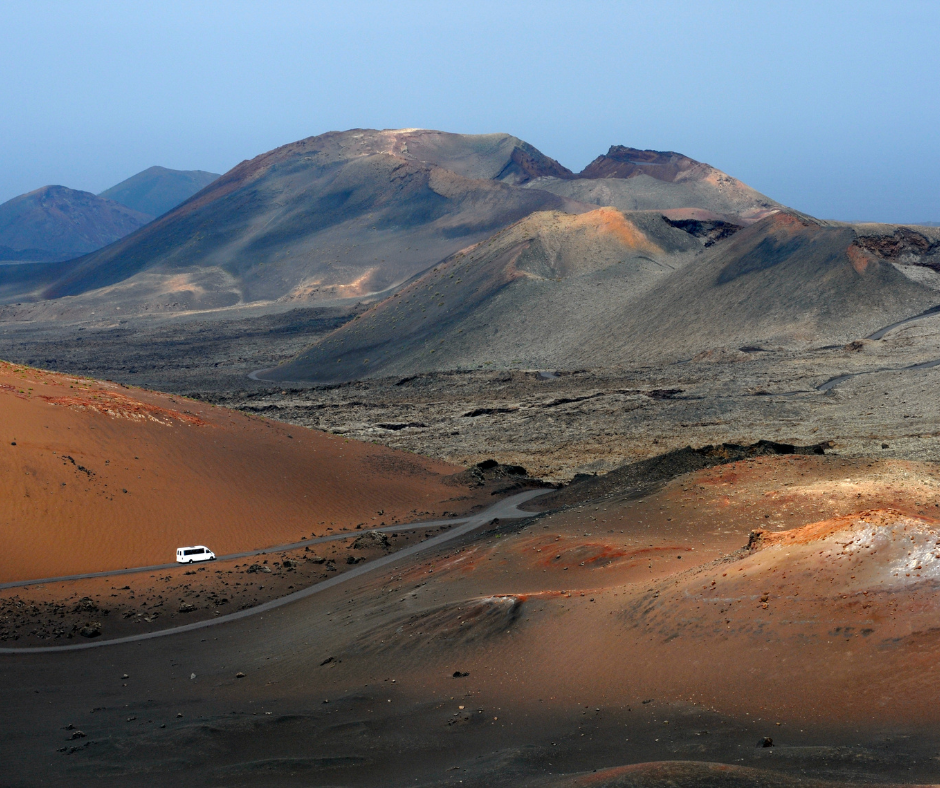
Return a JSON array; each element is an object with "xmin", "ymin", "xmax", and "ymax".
[{"xmin": 1, "ymin": 1, "xmax": 938, "ymax": 222}]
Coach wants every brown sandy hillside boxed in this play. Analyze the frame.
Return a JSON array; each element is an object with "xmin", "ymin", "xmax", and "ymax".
[
  {"xmin": 6, "ymin": 451, "xmax": 940, "ymax": 785},
  {"xmin": 0, "ymin": 360, "xmax": 469, "ymax": 582},
  {"xmin": 318, "ymin": 452, "xmax": 940, "ymax": 727}
]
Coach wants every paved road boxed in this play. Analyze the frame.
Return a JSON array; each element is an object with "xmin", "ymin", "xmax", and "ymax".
[
  {"xmin": 0, "ymin": 514, "xmax": 479, "ymax": 591},
  {"xmin": 0, "ymin": 488, "xmax": 548, "ymax": 654},
  {"xmin": 866, "ymin": 303, "xmax": 940, "ymax": 341},
  {"xmin": 817, "ymin": 356, "xmax": 940, "ymax": 392},
  {"xmin": 815, "ymin": 306, "xmax": 940, "ymax": 392}
]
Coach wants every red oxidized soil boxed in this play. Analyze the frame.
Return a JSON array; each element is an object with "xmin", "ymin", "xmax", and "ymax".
[
  {"xmin": 0, "ymin": 361, "xmax": 486, "ymax": 582},
  {"xmin": 310, "ymin": 454, "xmax": 940, "ymax": 729}
]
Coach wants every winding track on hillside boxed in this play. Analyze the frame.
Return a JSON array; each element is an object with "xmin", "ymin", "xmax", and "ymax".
[
  {"xmin": 815, "ymin": 305, "xmax": 940, "ymax": 392},
  {"xmin": 0, "ymin": 515, "xmax": 477, "ymax": 591},
  {"xmin": 0, "ymin": 488, "xmax": 548, "ymax": 654}
]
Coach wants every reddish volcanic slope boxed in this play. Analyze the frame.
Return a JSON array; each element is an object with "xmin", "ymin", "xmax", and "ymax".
[
  {"xmin": 300, "ymin": 453, "xmax": 940, "ymax": 729},
  {"xmin": 5, "ymin": 451, "xmax": 940, "ymax": 785},
  {"xmin": 0, "ymin": 360, "xmax": 470, "ymax": 582}
]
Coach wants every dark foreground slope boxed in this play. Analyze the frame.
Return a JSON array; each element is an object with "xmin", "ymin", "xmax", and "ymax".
[
  {"xmin": 267, "ymin": 210, "xmax": 940, "ymax": 381},
  {"xmin": 2, "ymin": 130, "xmax": 588, "ymax": 310},
  {"xmin": 99, "ymin": 166, "xmax": 220, "ymax": 218},
  {"xmin": 0, "ymin": 186, "xmax": 151, "ymax": 263}
]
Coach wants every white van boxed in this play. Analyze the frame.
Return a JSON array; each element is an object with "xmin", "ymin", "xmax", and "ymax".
[{"xmin": 176, "ymin": 545, "xmax": 216, "ymax": 564}]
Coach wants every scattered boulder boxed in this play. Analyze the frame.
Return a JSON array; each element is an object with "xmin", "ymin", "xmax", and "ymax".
[
  {"xmin": 73, "ymin": 597, "xmax": 98, "ymax": 613},
  {"xmin": 758, "ymin": 737, "xmax": 774, "ymax": 748},
  {"xmin": 747, "ymin": 530, "xmax": 766, "ymax": 550},
  {"xmin": 78, "ymin": 623, "xmax": 101, "ymax": 638},
  {"xmin": 247, "ymin": 564, "xmax": 272, "ymax": 573},
  {"xmin": 178, "ymin": 602, "xmax": 196, "ymax": 613},
  {"xmin": 450, "ymin": 459, "xmax": 534, "ymax": 488},
  {"xmin": 69, "ymin": 730, "xmax": 86, "ymax": 740},
  {"xmin": 235, "ymin": 672, "xmax": 246, "ymax": 678},
  {"xmin": 453, "ymin": 671, "xmax": 470, "ymax": 678},
  {"xmin": 353, "ymin": 532, "xmax": 390, "ymax": 550}
]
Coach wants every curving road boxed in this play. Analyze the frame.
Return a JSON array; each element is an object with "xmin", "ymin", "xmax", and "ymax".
[
  {"xmin": 0, "ymin": 514, "xmax": 482, "ymax": 591},
  {"xmin": 866, "ymin": 303, "xmax": 940, "ymax": 341},
  {"xmin": 815, "ymin": 305, "xmax": 940, "ymax": 392},
  {"xmin": 0, "ymin": 488, "xmax": 548, "ymax": 654}
]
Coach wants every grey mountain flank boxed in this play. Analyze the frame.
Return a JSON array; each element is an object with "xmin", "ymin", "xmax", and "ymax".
[
  {"xmin": 266, "ymin": 209, "xmax": 940, "ymax": 382},
  {"xmin": 1, "ymin": 130, "xmax": 591, "ymax": 309},
  {"xmin": 0, "ymin": 167, "xmax": 219, "ymax": 268},
  {"xmin": 0, "ymin": 185, "xmax": 151, "ymax": 263},
  {"xmin": 99, "ymin": 166, "xmax": 220, "ymax": 218},
  {"xmin": 524, "ymin": 144, "xmax": 782, "ymax": 224},
  {"xmin": 0, "ymin": 129, "xmax": 778, "ymax": 313},
  {"xmin": 2, "ymin": 128, "xmax": 939, "ymax": 386},
  {"xmin": 263, "ymin": 206, "xmax": 701, "ymax": 382}
]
